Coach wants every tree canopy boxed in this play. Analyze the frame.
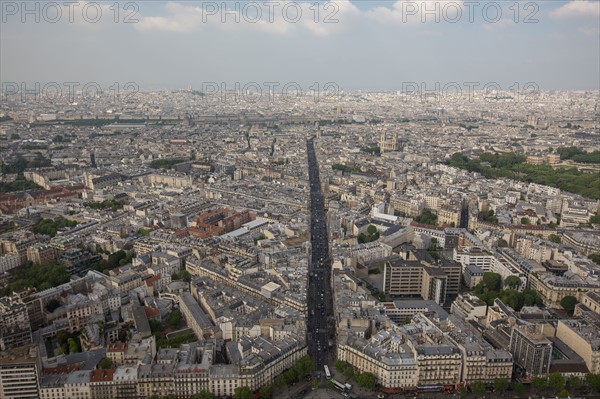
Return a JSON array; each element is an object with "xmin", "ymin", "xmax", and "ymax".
[
  {"xmin": 560, "ymin": 295, "xmax": 579, "ymax": 316},
  {"xmin": 1, "ymin": 260, "xmax": 69, "ymax": 297},
  {"xmin": 356, "ymin": 372, "xmax": 377, "ymax": 389},
  {"xmin": 98, "ymin": 357, "xmax": 113, "ymax": 369},
  {"xmin": 190, "ymin": 391, "xmax": 215, "ymax": 399},
  {"xmin": 233, "ymin": 386, "xmax": 253, "ymax": 399},
  {"xmin": 493, "ymin": 378, "xmax": 509, "ymax": 394},
  {"xmin": 548, "ymin": 234, "xmax": 562, "ymax": 243},
  {"xmin": 471, "ymin": 381, "xmax": 486, "ymax": 396},
  {"xmin": 531, "ymin": 376, "xmax": 547, "ymax": 391},
  {"xmin": 32, "ymin": 218, "xmax": 77, "ymax": 237},
  {"xmin": 482, "ymin": 272, "xmax": 502, "ymax": 291},
  {"xmin": 414, "ymin": 210, "xmax": 438, "ymax": 225},
  {"xmin": 448, "ymin": 152, "xmax": 600, "ymax": 199},
  {"xmin": 504, "ymin": 276, "xmax": 522, "ymax": 290},
  {"xmin": 557, "ymin": 147, "xmax": 600, "ymax": 164},
  {"xmin": 548, "ymin": 372, "xmax": 565, "ymax": 392}
]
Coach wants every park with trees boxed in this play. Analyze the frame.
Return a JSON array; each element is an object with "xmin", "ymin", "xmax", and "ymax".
[
  {"xmin": 473, "ymin": 272, "xmax": 542, "ymax": 310},
  {"xmin": 448, "ymin": 152, "xmax": 600, "ymax": 199}
]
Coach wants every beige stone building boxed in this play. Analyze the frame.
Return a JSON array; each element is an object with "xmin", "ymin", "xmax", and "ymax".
[
  {"xmin": 338, "ymin": 333, "xmax": 418, "ymax": 389},
  {"xmin": 555, "ymin": 319, "xmax": 600, "ymax": 374}
]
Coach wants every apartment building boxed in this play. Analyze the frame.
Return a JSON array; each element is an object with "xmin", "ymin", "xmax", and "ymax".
[
  {"xmin": 413, "ymin": 345, "xmax": 462, "ymax": 386},
  {"xmin": 453, "ymin": 246, "xmax": 496, "ymax": 273},
  {"xmin": 0, "ymin": 294, "xmax": 32, "ymax": 350},
  {"xmin": 179, "ymin": 292, "xmax": 221, "ymax": 339},
  {"xmin": 338, "ymin": 333, "xmax": 418, "ymax": 389},
  {"xmin": 26, "ymin": 243, "xmax": 57, "ymax": 264},
  {"xmin": 450, "ymin": 294, "xmax": 487, "ymax": 321}
]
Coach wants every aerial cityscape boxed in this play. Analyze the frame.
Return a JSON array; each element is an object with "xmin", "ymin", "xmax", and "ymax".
[{"xmin": 1, "ymin": 1, "xmax": 599, "ymax": 399}]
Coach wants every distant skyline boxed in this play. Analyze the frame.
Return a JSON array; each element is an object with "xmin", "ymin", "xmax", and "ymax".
[{"xmin": 1, "ymin": 0, "xmax": 599, "ymax": 91}]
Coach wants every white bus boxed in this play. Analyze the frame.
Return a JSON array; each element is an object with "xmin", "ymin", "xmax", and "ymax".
[
  {"xmin": 323, "ymin": 365, "xmax": 331, "ymax": 379},
  {"xmin": 332, "ymin": 379, "xmax": 347, "ymax": 391}
]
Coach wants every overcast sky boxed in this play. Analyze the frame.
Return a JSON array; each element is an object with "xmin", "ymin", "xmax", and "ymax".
[{"xmin": 1, "ymin": 0, "xmax": 599, "ymax": 91}]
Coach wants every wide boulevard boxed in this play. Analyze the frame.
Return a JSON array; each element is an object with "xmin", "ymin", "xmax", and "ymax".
[{"xmin": 306, "ymin": 137, "xmax": 334, "ymax": 375}]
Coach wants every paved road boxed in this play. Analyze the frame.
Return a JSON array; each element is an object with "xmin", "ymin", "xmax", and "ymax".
[{"xmin": 306, "ymin": 137, "xmax": 335, "ymax": 375}]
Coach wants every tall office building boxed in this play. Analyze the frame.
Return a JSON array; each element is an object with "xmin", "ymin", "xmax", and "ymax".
[
  {"xmin": 509, "ymin": 324, "xmax": 552, "ymax": 377},
  {"xmin": 381, "ymin": 254, "xmax": 460, "ymax": 306},
  {"xmin": 0, "ymin": 346, "xmax": 40, "ymax": 399}
]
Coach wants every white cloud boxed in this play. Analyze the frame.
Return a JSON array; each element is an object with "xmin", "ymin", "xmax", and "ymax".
[
  {"xmin": 579, "ymin": 26, "xmax": 600, "ymax": 36},
  {"xmin": 483, "ymin": 19, "xmax": 514, "ymax": 31},
  {"xmin": 550, "ymin": 0, "xmax": 600, "ymax": 19},
  {"xmin": 136, "ymin": 3, "xmax": 205, "ymax": 33},
  {"xmin": 135, "ymin": 0, "xmax": 360, "ymax": 36},
  {"xmin": 366, "ymin": 1, "xmax": 466, "ymax": 26}
]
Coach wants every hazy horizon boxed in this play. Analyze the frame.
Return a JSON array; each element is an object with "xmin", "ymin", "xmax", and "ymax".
[{"xmin": 1, "ymin": 0, "xmax": 599, "ymax": 91}]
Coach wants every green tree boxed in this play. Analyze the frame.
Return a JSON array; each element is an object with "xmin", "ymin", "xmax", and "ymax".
[
  {"xmin": 56, "ymin": 330, "xmax": 69, "ymax": 346},
  {"xmin": 273, "ymin": 375, "xmax": 286, "ymax": 390},
  {"xmin": 548, "ymin": 234, "xmax": 562, "ymax": 244},
  {"xmin": 589, "ymin": 253, "xmax": 600, "ymax": 266},
  {"xmin": 233, "ymin": 386, "xmax": 253, "ymax": 399},
  {"xmin": 283, "ymin": 368, "xmax": 299, "ymax": 384},
  {"xmin": 259, "ymin": 384, "xmax": 274, "ymax": 399},
  {"xmin": 560, "ymin": 295, "xmax": 578, "ymax": 316},
  {"xmin": 149, "ymin": 319, "xmax": 162, "ymax": 335},
  {"xmin": 499, "ymin": 289, "xmax": 523, "ymax": 310},
  {"xmin": 148, "ymin": 158, "xmax": 186, "ymax": 170},
  {"xmin": 98, "ymin": 357, "xmax": 113, "ymax": 369},
  {"xmin": 521, "ymin": 217, "xmax": 531, "ymax": 225},
  {"xmin": 482, "ymin": 209, "xmax": 498, "ymax": 223},
  {"xmin": 482, "ymin": 272, "xmax": 502, "ymax": 291},
  {"xmin": 167, "ymin": 309, "xmax": 182, "ymax": 329},
  {"xmin": 68, "ymin": 337, "xmax": 79, "ymax": 354},
  {"xmin": 557, "ymin": 388, "xmax": 570, "ymax": 398},
  {"xmin": 357, "ymin": 233, "xmax": 367, "ymax": 244},
  {"xmin": 493, "ymin": 378, "xmax": 509, "ymax": 395},
  {"xmin": 335, "ymin": 360, "xmax": 349, "ymax": 371},
  {"xmin": 179, "ymin": 270, "xmax": 192, "ymax": 282},
  {"xmin": 32, "ymin": 218, "xmax": 76, "ymax": 237},
  {"xmin": 448, "ymin": 151, "xmax": 600, "ymax": 200},
  {"xmin": 566, "ymin": 376, "xmax": 581, "ymax": 391},
  {"xmin": 367, "ymin": 224, "xmax": 377, "ymax": 235},
  {"xmin": 415, "ymin": 210, "xmax": 438, "ymax": 225},
  {"xmin": 471, "ymin": 381, "xmax": 486, "ymax": 397},
  {"xmin": 190, "ymin": 391, "xmax": 215, "ymax": 399},
  {"xmin": 504, "ymin": 276, "xmax": 522, "ymax": 290},
  {"xmin": 430, "ymin": 237, "xmax": 438, "ymax": 248},
  {"xmin": 531, "ymin": 376, "xmax": 547, "ymax": 392},
  {"xmin": 294, "ymin": 355, "xmax": 313, "ymax": 375},
  {"xmin": 548, "ymin": 372, "xmax": 565, "ymax": 392},
  {"xmin": 356, "ymin": 372, "xmax": 377, "ymax": 389},
  {"xmin": 497, "ymin": 238, "xmax": 508, "ymax": 247},
  {"xmin": 586, "ymin": 373, "xmax": 600, "ymax": 392},
  {"xmin": 521, "ymin": 288, "xmax": 544, "ymax": 307},
  {"xmin": 512, "ymin": 381, "xmax": 525, "ymax": 395},
  {"xmin": 1, "ymin": 260, "xmax": 70, "ymax": 298}
]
